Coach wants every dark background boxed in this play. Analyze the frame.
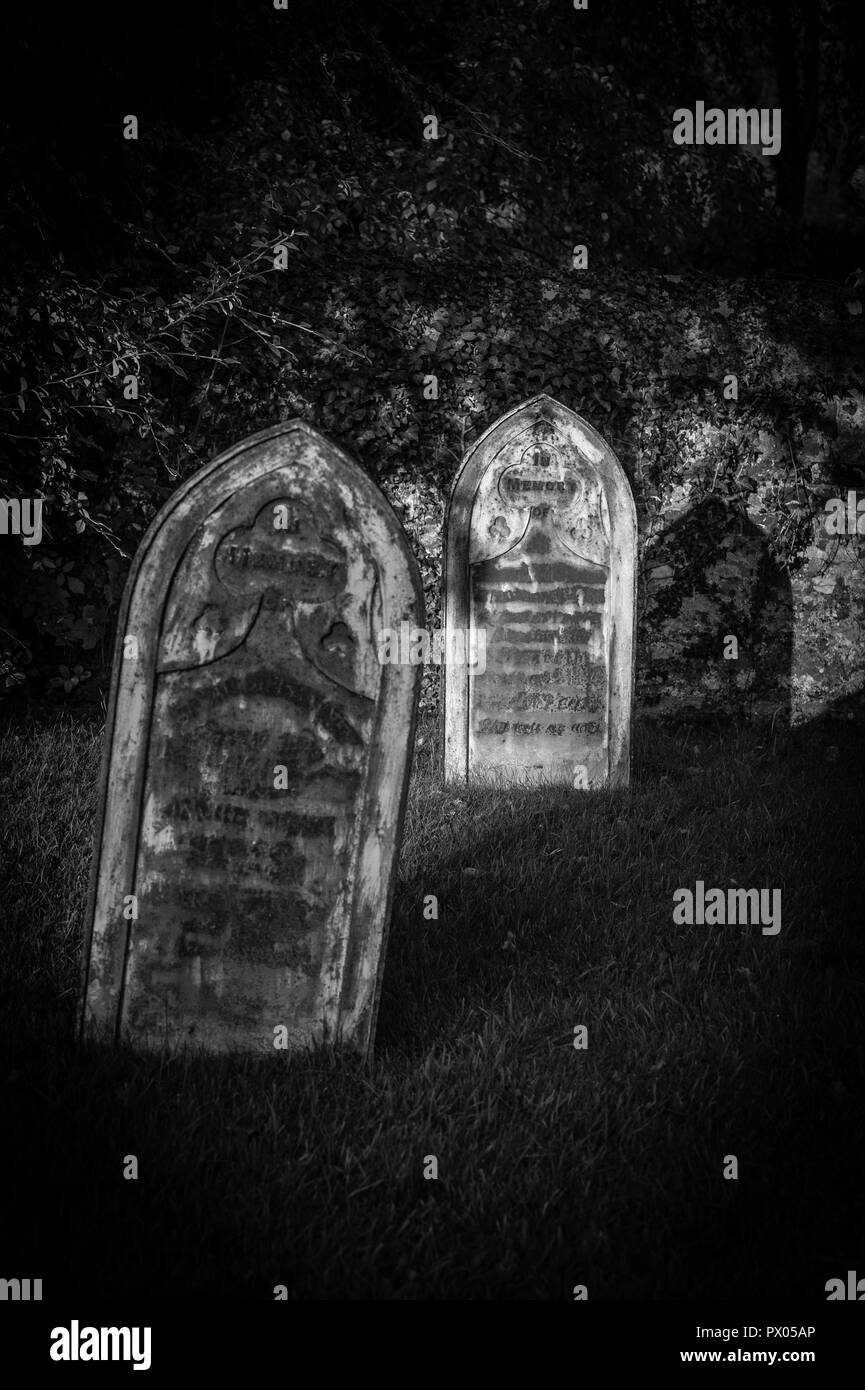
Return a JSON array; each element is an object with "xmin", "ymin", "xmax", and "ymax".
[
  {"xmin": 1, "ymin": 0, "xmax": 864, "ymax": 708},
  {"xmin": 1, "ymin": 0, "xmax": 864, "ymax": 1308}
]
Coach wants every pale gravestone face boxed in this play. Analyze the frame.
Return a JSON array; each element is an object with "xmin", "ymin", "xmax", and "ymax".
[
  {"xmin": 443, "ymin": 396, "xmax": 636, "ymax": 787},
  {"xmin": 81, "ymin": 422, "xmax": 423, "ymax": 1056}
]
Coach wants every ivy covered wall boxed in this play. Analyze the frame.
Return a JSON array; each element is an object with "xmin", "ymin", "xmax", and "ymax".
[{"xmin": 3, "ymin": 4, "xmax": 863, "ymax": 720}]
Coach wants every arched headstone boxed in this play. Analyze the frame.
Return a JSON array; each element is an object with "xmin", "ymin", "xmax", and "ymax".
[
  {"xmin": 443, "ymin": 395, "xmax": 636, "ymax": 787},
  {"xmin": 81, "ymin": 421, "xmax": 423, "ymax": 1056}
]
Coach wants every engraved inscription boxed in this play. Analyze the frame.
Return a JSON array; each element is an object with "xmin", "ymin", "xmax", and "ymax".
[
  {"xmin": 82, "ymin": 421, "xmax": 423, "ymax": 1057},
  {"xmin": 443, "ymin": 396, "xmax": 636, "ymax": 788},
  {"xmin": 127, "ymin": 491, "xmax": 376, "ymax": 1040},
  {"xmin": 468, "ymin": 505, "xmax": 609, "ymax": 781}
]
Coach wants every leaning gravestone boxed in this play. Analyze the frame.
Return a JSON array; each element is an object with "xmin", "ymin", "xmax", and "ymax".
[
  {"xmin": 443, "ymin": 394, "xmax": 636, "ymax": 787},
  {"xmin": 81, "ymin": 421, "xmax": 424, "ymax": 1057}
]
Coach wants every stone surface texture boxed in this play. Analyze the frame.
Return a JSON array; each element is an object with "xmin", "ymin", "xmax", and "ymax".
[
  {"xmin": 443, "ymin": 395, "xmax": 637, "ymax": 786},
  {"xmin": 81, "ymin": 421, "xmax": 423, "ymax": 1056}
]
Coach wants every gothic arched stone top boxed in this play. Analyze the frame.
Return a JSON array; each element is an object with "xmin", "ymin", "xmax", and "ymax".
[
  {"xmin": 81, "ymin": 420, "xmax": 423, "ymax": 1058},
  {"xmin": 446, "ymin": 394, "xmax": 636, "ymax": 552},
  {"xmin": 443, "ymin": 396, "xmax": 637, "ymax": 788}
]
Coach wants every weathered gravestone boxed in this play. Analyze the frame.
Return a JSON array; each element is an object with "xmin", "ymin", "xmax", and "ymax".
[
  {"xmin": 443, "ymin": 394, "xmax": 636, "ymax": 787},
  {"xmin": 81, "ymin": 421, "xmax": 424, "ymax": 1056}
]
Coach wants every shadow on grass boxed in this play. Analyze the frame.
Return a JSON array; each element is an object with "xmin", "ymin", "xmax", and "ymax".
[{"xmin": 0, "ymin": 702, "xmax": 863, "ymax": 1297}]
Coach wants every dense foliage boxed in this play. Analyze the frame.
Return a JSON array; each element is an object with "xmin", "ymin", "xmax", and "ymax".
[{"xmin": 1, "ymin": 0, "xmax": 863, "ymax": 705}]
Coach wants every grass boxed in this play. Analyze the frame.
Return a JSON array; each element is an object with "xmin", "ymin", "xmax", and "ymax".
[{"xmin": 1, "ymin": 708, "xmax": 863, "ymax": 1299}]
